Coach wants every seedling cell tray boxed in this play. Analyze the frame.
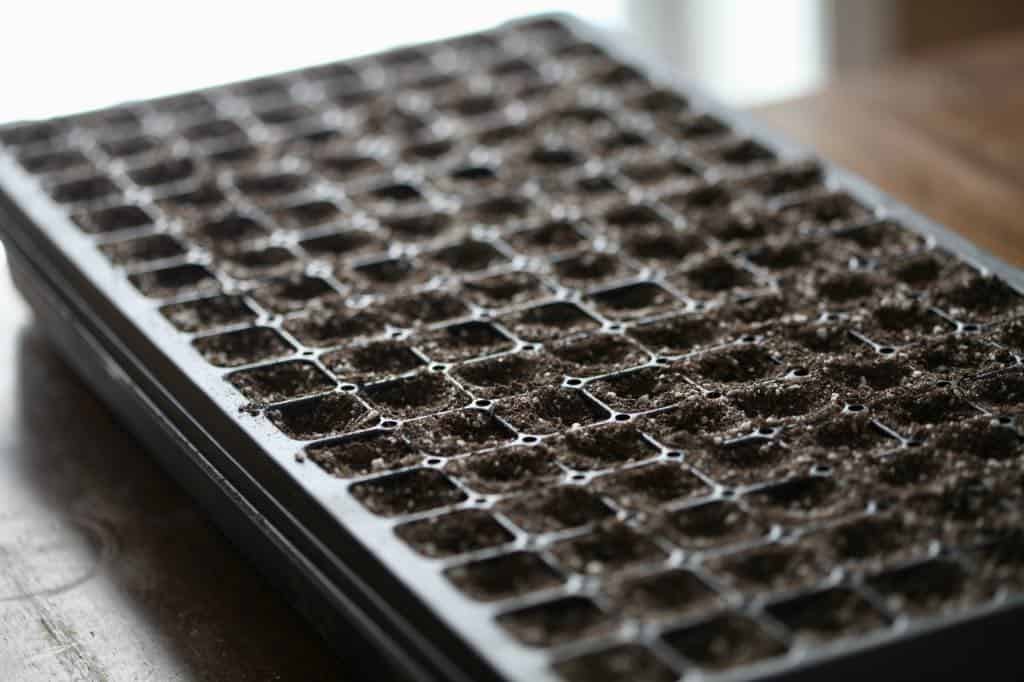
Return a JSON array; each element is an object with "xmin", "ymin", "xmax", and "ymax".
[{"xmin": 1, "ymin": 15, "xmax": 1022, "ymax": 682}]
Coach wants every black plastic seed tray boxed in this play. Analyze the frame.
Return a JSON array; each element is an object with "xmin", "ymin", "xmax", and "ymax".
[{"xmin": 1, "ymin": 14, "xmax": 1023, "ymax": 682}]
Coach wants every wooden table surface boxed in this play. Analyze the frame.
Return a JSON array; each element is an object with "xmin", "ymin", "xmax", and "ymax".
[{"xmin": 2, "ymin": 31, "xmax": 1024, "ymax": 682}]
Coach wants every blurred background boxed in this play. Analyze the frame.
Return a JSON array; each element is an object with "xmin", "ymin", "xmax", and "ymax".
[{"xmin": 3, "ymin": 0, "xmax": 1024, "ymax": 123}]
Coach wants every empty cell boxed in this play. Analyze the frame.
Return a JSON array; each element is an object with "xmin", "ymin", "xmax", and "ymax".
[
  {"xmin": 461, "ymin": 272, "xmax": 548, "ymax": 309},
  {"xmin": 969, "ymin": 530, "xmax": 1024, "ymax": 593},
  {"xmin": 362, "ymin": 371, "xmax": 468, "ymax": 419},
  {"xmin": 300, "ymin": 230, "xmax": 381, "ymax": 260},
  {"xmin": 680, "ymin": 344, "xmax": 782, "ymax": 385},
  {"xmin": 235, "ymin": 171, "xmax": 310, "ymax": 200},
  {"xmin": 396, "ymin": 510, "xmax": 514, "ymax": 558},
  {"xmin": 205, "ymin": 144, "xmax": 260, "ymax": 166},
  {"xmin": 402, "ymin": 409, "xmax": 515, "ymax": 456},
  {"xmin": 447, "ymin": 165, "xmax": 498, "ymax": 187},
  {"xmin": 220, "ymin": 247, "xmax": 298, "ymax": 280},
  {"xmin": 0, "ymin": 120, "xmax": 66, "ymax": 147},
  {"xmin": 603, "ymin": 203, "xmax": 669, "ymax": 231},
  {"xmin": 551, "ymin": 522, "xmax": 667, "ymax": 575},
  {"xmin": 194, "ymin": 213, "xmax": 270, "ymax": 247},
  {"xmin": 159, "ymin": 182, "xmax": 227, "ymax": 214},
  {"xmin": 810, "ymin": 269, "xmax": 890, "ymax": 305},
  {"xmin": 180, "ymin": 116, "xmax": 245, "ymax": 144},
  {"xmin": 548, "ymin": 334, "xmax": 647, "ymax": 376},
  {"xmin": 741, "ymin": 162, "xmax": 824, "ymax": 198},
  {"xmin": 352, "ymin": 258, "xmax": 431, "ymax": 290},
  {"xmin": 662, "ymin": 183, "xmax": 734, "ymax": 218},
  {"xmin": 500, "ymin": 302, "xmax": 600, "ymax": 342},
  {"xmin": 875, "ymin": 383, "xmax": 979, "ymax": 429},
  {"xmin": 377, "ymin": 291, "xmax": 469, "ymax": 328},
  {"xmin": 629, "ymin": 88, "xmax": 688, "ymax": 116},
  {"xmin": 497, "ymin": 387, "xmax": 610, "ymax": 435},
  {"xmin": 497, "ymin": 597, "xmax": 612, "ymax": 647},
  {"xmin": 609, "ymin": 569, "xmax": 719, "ymax": 621},
  {"xmin": 627, "ymin": 314, "xmax": 726, "ymax": 356},
  {"xmin": 446, "ymin": 552, "xmax": 563, "ymax": 602},
  {"xmin": 707, "ymin": 139, "xmax": 777, "ymax": 167},
  {"xmin": 659, "ymin": 500, "xmax": 764, "ymax": 550},
  {"xmin": 447, "ymin": 445, "xmax": 561, "ymax": 493},
  {"xmin": 415, "ymin": 321, "xmax": 514, "ymax": 362},
  {"xmin": 780, "ymin": 320, "xmax": 861, "ymax": 355},
  {"xmin": 476, "ymin": 123, "xmax": 527, "ymax": 148},
  {"xmin": 351, "ymin": 468, "xmax": 467, "ymax": 516},
  {"xmin": 867, "ymin": 559, "xmax": 977, "ymax": 617},
  {"xmin": 820, "ymin": 354, "xmax": 913, "ymax": 392},
  {"xmin": 620, "ymin": 157, "xmax": 698, "ymax": 188},
  {"xmin": 74, "ymin": 204, "xmax": 153, "ymax": 234},
  {"xmin": 961, "ymin": 368, "xmax": 1024, "ymax": 414},
  {"xmin": 365, "ymin": 181, "xmax": 424, "ymax": 205},
  {"xmin": 256, "ymin": 104, "xmax": 318, "ymax": 127},
  {"xmin": 130, "ymin": 264, "xmax": 220, "ymax": 299},
  {"xmin": 318, "ymin": 153, "xmax": 383, "ymax": 180},
  {"xmin": 587, "ymin": 366, "xmax": 692, "ymax": 413},
  {"xmin": 727, "ymin": 380, "xmax": 830, "ymax": 421},
  {"xmin": 321, "ymin": 340, "xmax": 424, "ymax": 382},
  {"xmin": 746, "ymin": 475, "xmax": 861, "ymax": 522},
  {"xmin": 587, "ymin": 283, "xmax": 677, "ymax": 320},
  {"xmin": 926, "ymin": 415, "xmax": 1024, "ymax": 462},
  {"xmin": 554, "ymin": 252, "xmax": 634, "ymax": 287},
  {"xmin": 662, "ymin": 613, "xmax": 786, "ymax": 671},
  {"xmin": 306, "ymin": 429, "xmax": 419, "ymax": 478},
  {"xmin": 266, "ymin": 391, "xmax": 372, "ymax": 440},
  {"xmin": 747, "ymin": 238, "xmax": 822, "ymax": 272},
  {"xmin": 834, "ymin": 221, "xmax": 927, "ymax": 258},
  {"xmin": 128, "ymin": 157, "xmax": 196, "ymax": 187},
  {"xmin": 283, "ymin": 309, "xmax": 389, "ymax": 348},
  {"xmin": 819, "ymin": 514, "xmax": 928, "ymax": 566},
  {"xmin": 686, "ymin": 435, "xmax": 797, "ymax": 486},
  {"xmin": 508, "ymin": 220, "xmax": 588, "ymax": 254},
  {"xmin": 553, "ymin": 645, "xmax": 677, "ymax": 682},
  {"xmin": 17, "ymin": 147, "xmax": 92, "ymax": 175},
  {"xmin": 767, "ymin": 587, "xmax": 886, "ymax": 643},
  {"xmin": 445, "ymin": 93, "xmax": 503, "ymax": 118},
  {"xmin": 934, "ymin": 269, "xmax": 1024, "ymax": 321},
  {"xmin": 452, "ymin": 351, "xmax": 566, "ymax": 399},
  {"xmin": 467, "ymin": 194, "xmax": 533, "ymax": 224},
  {"xmin": 870, "ymin": 446, "xmax": 954, "ymax": 488},
  {"xmin": 432, "ymin": 240, "xmax": 508, "ymax": 272},
  {"xmin": 51, "ymin": 174, "xmax": 120, "ymax": 206},
  {"xmin": 99, "ymin": 234, "xmax": 185, "ymax": 265},
  {"xmin": 548, "ymin": 425, "xmax": 658, "ymax": 471},
  {"xmin": 855, "ymin": 295, "xmax": 942, "ymax": 342},
  {"xmin": 384, "ymin": 211, "xmax": 453, "ymax": 242},
  {"xmin": 780, "ymin": 192, "xmax": 872, "ymax": 229},
  {"xmin": 161, "ymin": 295, "xmax": 256, "ymax": 333},
  {"xmin": 529, "ymin": 144, "xmax": 581, "ymax": 168},
  {"xmin": 639, "ymin": 396, "xmax": 744, "ymax": 445},
  {"xmin": 275, "ymin": 199, "xmax": 343, "ymax": 231},
  {"xmin": 704, "ymin": 542, "xmax": 826, "ymax": 594},
  {"xmin": 402, "ymin": 137, "xmax": 455, "ymax": 162},
  {"xmin": 904, "ymin": 335, "xmax": 1009, "ymax": 378},
  {"xmin": 621, "ymin": 227, "xmax": 706, "ymax": 264},
  {"xmin": 674, "ymin": 113, "xmax": 731, "ymax": 141},
  {"xmin": 593, "ymin": 462, "xmax": 709, "ymax": 510},
  {"xmin": 193, "ymin": 327, "xmax": 293, "ymax": 367},
  {"xmin": 251, "ymin": 276, "xmax": 339, "ymax": 314},
  {"xmin": 674, "ymin": 256, "xmax": 756, "ymax": 296},
  {"xmin": 227, "ymin": 360, "xmax": 335, "ymax": 404},
  {"xmin": 500, "ymin": 486, "xmax": 614, "ymax": 534}
]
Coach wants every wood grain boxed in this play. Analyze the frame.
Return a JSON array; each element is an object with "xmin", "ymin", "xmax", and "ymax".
[{"xmin": 755, "ymin": 30, "xmax": 1024, "ymax": 265}]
